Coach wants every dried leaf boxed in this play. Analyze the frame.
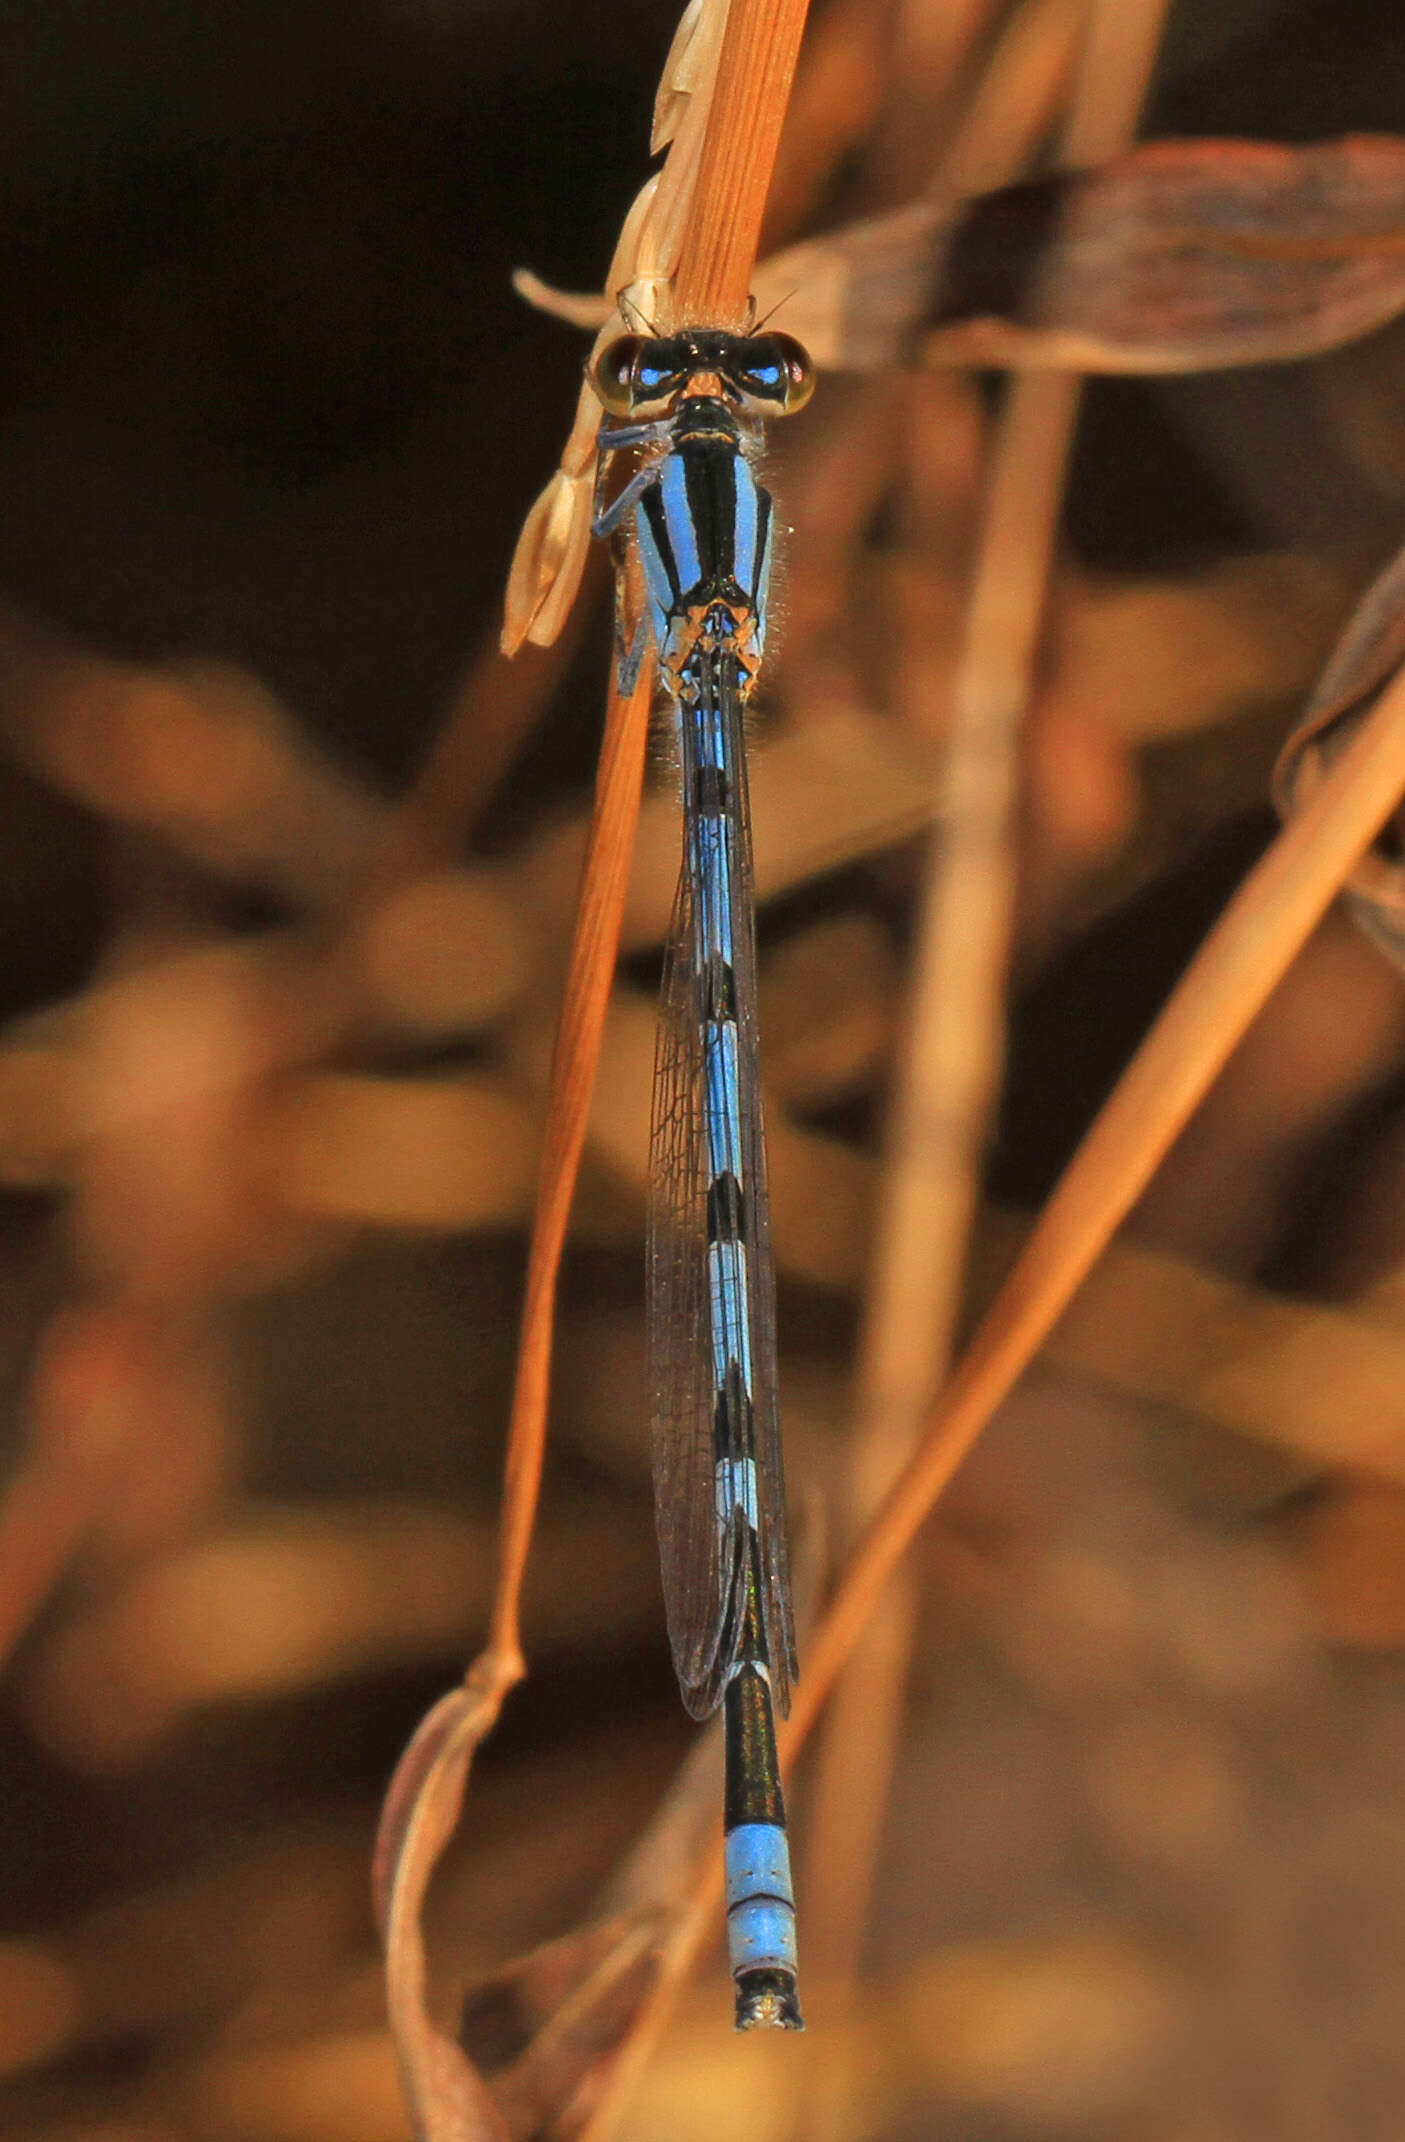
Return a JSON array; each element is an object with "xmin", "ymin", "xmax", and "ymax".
[
  {"xmin": 459, "ymin": 1920, "xmax": 664, "ymax": 2140},
  {"xmin": 756, "ymin": 135, "xmax": 1405, "ymax": 374},
  {"xmin": 509, "ymin": 272, "xmax": 610, "ymax": 334},
  {"xmin": 385, "ymin": 1711, "xmax": 721, "ymax": 2141},
  {"xmin": 651, "ymin": 0, "xmax": 709, "ymax": 155},
  {"xmin": 375, "ymin": 1678, "xmax": 515, "ymax": 2142},
  {"xmin": 1273, "ymin": 539, "xmax": 1405, "ymax": 968},
  {"xmin": 501, "ymin": 472, "xmax": 596, "ymax": 660}
]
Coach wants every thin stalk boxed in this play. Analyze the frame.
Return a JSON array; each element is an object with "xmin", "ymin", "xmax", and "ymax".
[
  {"xmin": 794, "ymin": 645, "xmax": 1405, "ymax": 1741},
  {"xmin": 377, "ymin": 658, "xmax": 652, "ymax": 2142},
  {"xmin": 803, "ymin": 0, "xmax": 1172, "ymax": 2021},
  {"xmin": 489, "ymin": 656, "xmax": 654, "ymax": 1673},
  {"xmin": 671, "ymin": 0, "xmax": 814, "ymax": 325}
]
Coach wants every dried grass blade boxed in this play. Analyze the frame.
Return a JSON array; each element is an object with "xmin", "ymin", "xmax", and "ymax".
[
  {"xmin": 458, "ymin": 1740, "xmax": 726, "ymax": 2137},
  {"xmin": 376, "ymin": 1685, "xmax": 514, "ymax": 2142},
  {"xmin": 792, "ymin": 638, "xmax": 1405, "ymax": 1750},
  {"xmin": 670, "ymin": 0, "xmax": 814, "ymax": 325},
  {"xmin": 377, "ymin": 660, "xmax": 652, "ymax": 2141},
  {"xmin": 1274, "ymin": 537, "xmax": 1405, "ymax": 970},
  {"xmin": 489, "ymin": 654, "xmax": 653, "ymax": 1668}
]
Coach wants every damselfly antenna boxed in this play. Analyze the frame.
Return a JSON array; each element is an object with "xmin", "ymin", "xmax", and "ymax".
[
  {"xmin": 750, "ymin": 287, "xmax": 799, "ymax": 333},
  {"xmin": 615, "ymin": 286, "xmax": 665, "ymax": 337}
]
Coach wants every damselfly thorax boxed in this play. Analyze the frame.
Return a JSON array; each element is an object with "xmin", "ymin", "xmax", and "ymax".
[{"xmin": 592, "ymin": 328, "xmax": 812, "ymax": 702}]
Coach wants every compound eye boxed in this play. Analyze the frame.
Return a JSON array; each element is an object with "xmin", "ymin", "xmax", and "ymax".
[
  {"xmin": 591, "ymin": 334, "xmax": 646, "ymax": 416},
  {"xmin": 766, "ymin": 332, "xmax": 815, "ymax": 413},
  {"xmin": 732, "ymin": 332, "xmax": 816, "ymax": 413}
]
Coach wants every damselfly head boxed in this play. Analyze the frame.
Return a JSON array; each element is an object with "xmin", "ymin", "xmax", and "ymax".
[{"xmin": 591, "ymin": 329, "xmax": 815, "ymax": 419}]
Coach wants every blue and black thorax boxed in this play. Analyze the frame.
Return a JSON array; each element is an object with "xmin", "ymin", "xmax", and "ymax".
[{"xmin": 590, "ymin": 328, "xmax": 813, "ymax": 700}]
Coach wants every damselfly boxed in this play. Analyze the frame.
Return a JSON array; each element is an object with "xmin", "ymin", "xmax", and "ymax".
[{"xmin": 591, "ymin": 326, "xmax": 814, "ymax": 2030}]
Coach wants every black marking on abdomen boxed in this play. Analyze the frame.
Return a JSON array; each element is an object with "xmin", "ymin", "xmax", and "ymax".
[
  {"xmin": 693, "ymin": 764, "xmax": 730, "ymax": 816},
  {"xmin": 724, "ymin": 1662, "xmax": 786, "ymax": 1828},
  {"xmin": 714, "ymin": 1359, "xmax": 754, "ymax": 1464},
  {"xmin": 702, "ymin": 955, "xmax": 737, "ymax": 1025},
  {"xmin": 708, "ymin": 1170, "xmax": 746, "ymax": 1246}
]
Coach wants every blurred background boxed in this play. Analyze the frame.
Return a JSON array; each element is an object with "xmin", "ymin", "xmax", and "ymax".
[{"xmin": 3, "ymin": 0, "xmax": 1405, "ymax": 2136}]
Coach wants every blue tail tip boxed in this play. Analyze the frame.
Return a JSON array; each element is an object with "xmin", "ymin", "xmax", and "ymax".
[{"xmin": 735, "ymin": 1967, "xmax": 804, "ymax": 2031}]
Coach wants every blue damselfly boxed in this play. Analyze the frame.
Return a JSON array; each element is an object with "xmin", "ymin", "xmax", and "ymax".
[{"xmin": 591, "ymin": 326, "xmax": 813, "ymax": 2030}]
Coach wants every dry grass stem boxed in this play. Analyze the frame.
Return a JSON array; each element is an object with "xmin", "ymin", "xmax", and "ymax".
[
  {"xmin": 795, "ymin": 626, "xmax": 1405, "ymax": 1749},
  {"xmin": 805, "ymin": 0, "xmax": 1172, "ymax": 2007},
  {"xmin": 670, "ymin": 0, "xmax": 813, "ymax": 325},
  {"xmin": 488, "ymin": 655, "xmax": 653, "ymax": 1672},
  {"xmin": 375, "ymin": 659, "xmax": 651, "ymax": 2138},
  {"xmin": 933, "ymin": 0, "xmax": 1086, "ymax": 201}
]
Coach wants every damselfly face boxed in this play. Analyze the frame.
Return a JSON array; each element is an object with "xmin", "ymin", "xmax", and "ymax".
[{"xmin": 591, "ymin": 328, "xmax": 815, "ymax": 420}]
